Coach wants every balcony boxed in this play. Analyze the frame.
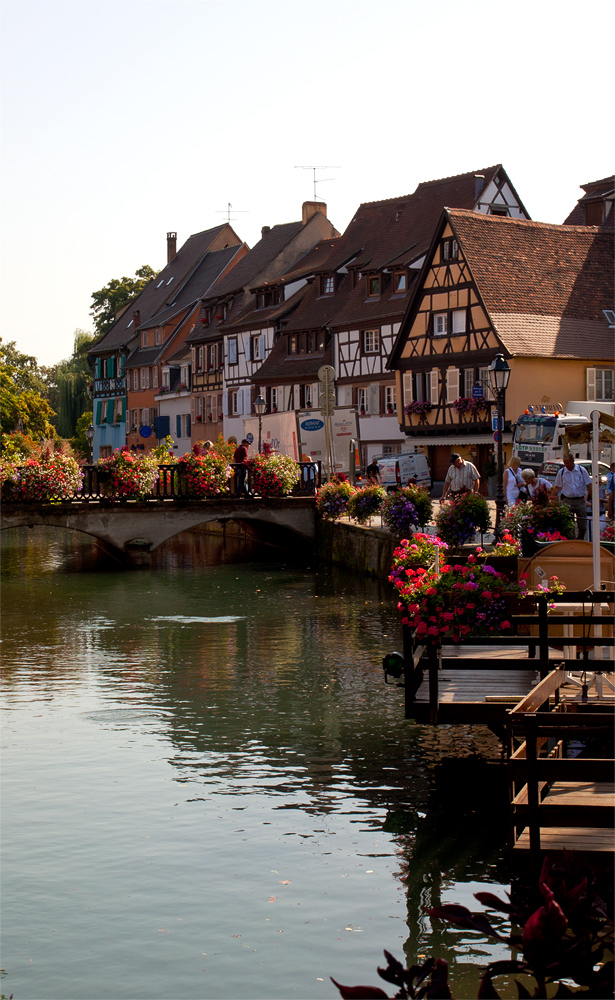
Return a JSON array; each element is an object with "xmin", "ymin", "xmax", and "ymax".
[{"xmin": 94, "ymin": 376, "xmax": 126, "ymax": 396}]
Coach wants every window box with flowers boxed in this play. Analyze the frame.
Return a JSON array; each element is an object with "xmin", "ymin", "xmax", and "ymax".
[
  {"xmin": 179, "ymin": 383, "xmax": 188, "ymax": 391},
  {"xmin": 404, "ymin": 400, "xmax": 433, "ymax": 422},
  {"xmin": 451, "ymin": 397, "xmax": 490, "ymax": 421},
  {"xmin": 207, "ymin": 413, "xmax": 213, "ymax": 421},
  {"xmin": 195, "ymin": 414, "xmax": 202, "ymax": 423}
]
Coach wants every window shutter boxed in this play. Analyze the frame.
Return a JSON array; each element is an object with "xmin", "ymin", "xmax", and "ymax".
[
  {"xmin": 237, "ymin": 388, "xmax": 244, "ymax": 414},
  {"xmin": 430, "ymin": 369, "xmax": 439, "ymax": 404},
  {"xmin": 95, "ymin": 358, "xmax": 102, "ymax": 379},
  {"xmin": 95, "ymin": 400, "xmax": 103, "ymax": 424},
  {"xmin": 107, "ymin": 356, "xmax": 115, "ymax": 378},
  {"xmin": 176, "ymin": 414, "xmax": 182, "ymax": 438},
  {"xmin": 403, "ymin": 372, "xmax": 413, "ymax": 405},
  {"xmin": 105, "ymin": 399, "xmax": 114, "ymax": 424},
  {"xmin": 223, "ymin": 389, "xmax": 229, "ymax": 416},
  {"xmin": 446, "ymin": 367, "xmax": 459, "ymax": 403},
  {"xmin": 369, "ymin": 384, "xmax": 380, "ymax": 415},
  {"xmin": 260, "ymin": 334, "xmax": 267, "ymax": 359},
  {"xmin": 586, "ymin": 368, "xmax": 596, "ymax": 401},
  {"xmin": 352, "ymin": 387, "xmax": 358, "ymax": 407},
  {"xmin": 119, "ymin": 354, "xmax": 125, "ymax": 376},
  {"xmin": 186, "ymin": 414, "xmax": 191, "ymax": 437}
]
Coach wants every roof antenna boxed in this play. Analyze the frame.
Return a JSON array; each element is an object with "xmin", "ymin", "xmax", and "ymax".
[
  {"xmin": 216, "ymin": 202, "xmax": 249, "ymax": 223},
  {"xmin": 295, "ymin": 165, "xmax": 340, "ymax": 201}
]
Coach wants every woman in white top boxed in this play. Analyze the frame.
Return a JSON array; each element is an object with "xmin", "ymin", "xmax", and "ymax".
[
  {"xmin": 503, "ymin": 456, "xmax": 523, "ymax": 505},
  {"xmin": 521, "ymin": 468, "xmax": 552, "ymax": 498}
]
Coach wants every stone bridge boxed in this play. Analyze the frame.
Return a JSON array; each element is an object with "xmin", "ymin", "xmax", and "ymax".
[{"xmin": 0, "ymin": 498, "xmax": 316, "ymax": 566}]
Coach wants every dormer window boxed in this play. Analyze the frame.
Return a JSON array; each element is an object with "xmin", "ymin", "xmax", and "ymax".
[
  {"xmin": 320, "ymin": 276, "xmax": 334, "ymax": 295},
  {"xmin": 367, "ymin": 276, "xmax": 380, "ymax": 297},
  {"xmin": 393, "ymin": 272, "xmax": 407, "ymax": 293},
  {"xmin": 441, "ymin": 240, "xmax": 459, "ymax": 262},
  {"xmin": 141, "ymin": 331, "xmax": 150, "ymax": 347},
  {"xmin": 489, "ymin": 207, "xmax": 509, "ymax": 217},
  {"xmin": 154, "ymin": 328, "xmax": 162, "ymax": 346}
]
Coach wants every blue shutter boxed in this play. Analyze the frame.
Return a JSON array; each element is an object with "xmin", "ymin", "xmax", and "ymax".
[
  {"xmin": 95, "ymin": 358, "xmax": 102, "ymax": 378},
  {"xmin": 106, "ymin": 399, "xmax": 114, "ymax": 424},
  {"xmin": 118, "ymin": 354, "xmax": 125, "ymax": 375},
  {"xmin": 95, "ymin": 400, "xmax": 103, "ymax": 424},
  {"xmin": 186, "ymin": 414, "xmax": 191, "ymax": 437},
  {"xmin": 107, "ymin": 356, "xmax": 115, "ymax": 378},
  {"xmin": 154, "ymin": 415, "xmax": 170, "ymax": 439},
  {"xmin": 176, "ymin": 414, "xmax": 182, "ymax": 438}
]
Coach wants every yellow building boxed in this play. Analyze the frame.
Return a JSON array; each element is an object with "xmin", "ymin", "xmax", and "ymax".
[{"xmin": 388, "ymin": 209, "xmax": 614, "ymax": 483}]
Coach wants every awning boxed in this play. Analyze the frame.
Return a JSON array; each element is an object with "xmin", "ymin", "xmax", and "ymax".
[{"xmin": 404, "ymin": 433, "xmax": 513, "ymax": 446}]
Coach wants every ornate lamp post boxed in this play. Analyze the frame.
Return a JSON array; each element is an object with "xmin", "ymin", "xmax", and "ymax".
[
  {"xmin": 254, "ymin": 395, "xmax": 266, "ymax": 454},
  {"xmin": 488, "ymin": 354, "xmax": 511, "ymax": 539},
  {"xmin": 85, "ymin": 423, "xmax": 95, "ymax": 464}
]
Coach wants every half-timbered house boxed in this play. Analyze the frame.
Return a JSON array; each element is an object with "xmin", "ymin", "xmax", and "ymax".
[
  {"xmin": 185, "ymin": 203, "xmax": 338, "ymax": 443},
  {"xmin": 388, "ymin": 209, "xmax": 615, "ymax": 483},
  {"xmin": 88, "ymin": 224, "xmax": 241, "ymax": 459}
]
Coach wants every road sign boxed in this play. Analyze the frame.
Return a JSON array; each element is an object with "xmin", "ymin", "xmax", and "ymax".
[
  {"xmin": 493, "ymin": 431, "xmax": 500, "ymax": 443},
  {"xmin": 246, "ymin": 432, "xmax": 254, "ymax": 444},
  {"xmin": 319, "ymin": 389, "xmax": 336, "ymax": 417},
  {"xmin": 492, "ymin": 414, "xmax": 504, "ymax": 431},
  {"xmin": 472, "ymin": 385, "xmax": 483, "ymax": 398},
  {"xmin": 317, "ymin": 365, "xmax": 335, "ymax": 384},
  {"xmin": 139, "ymin": 426, "xmax": 152, "ymax": 438}
]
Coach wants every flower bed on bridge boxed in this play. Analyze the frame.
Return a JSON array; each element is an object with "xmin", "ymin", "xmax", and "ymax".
[
  {"xmin": 176, "ymin": 448, "xmax": 231, "ymax": 498},
  {"xmin": 97, "ymin": 448, "xmax": 159, "ymax": 499},
  {"xmin": 1, "ymin": 453, "xmax": 82, "ymax": 501}
]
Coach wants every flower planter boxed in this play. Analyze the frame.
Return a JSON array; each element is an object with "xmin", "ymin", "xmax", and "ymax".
[{"xmin": 483, "ymin": 554, "xmax": 519, "ymax": 583}]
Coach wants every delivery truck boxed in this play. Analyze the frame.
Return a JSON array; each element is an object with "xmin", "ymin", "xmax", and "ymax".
[{"xmin": 242, "ymin": 407, "xmax": 361, "ymax": 479}]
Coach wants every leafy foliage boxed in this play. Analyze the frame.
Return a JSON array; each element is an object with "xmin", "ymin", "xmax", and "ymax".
[
  {"xmin": 90, "ymin": 265, "xmax": 158, "ymax": 336},
  {"xmin": 46, "ymin": 330, "xmax": 96, "ymax": 438},
  {"xmin": 332, "ymin": 854, "xmax": 614, "ymax": 999},
  {"xmin": 316, "ymin": 480, "xmax": 355, "ymax": 520},
  {"xmin": 249, "ymin": 453, "xmax": 300, "ymax": 497},
  {"xmin": 347, "ymin": 485, "xmax": 387, "ymax": 524},
  {"xmin": 0, "ymin": 339, "xmax": 56, "ymax": 438},
  {"xmin": 381, "ymin": 488, "xmax": 420, "ymax": 536},
  {"xmin": 2, "ymin": 452, "xmax": 83, "ymax": 501},
  {"xmin": 70, "ymin": 411, "xmax": 94, "ymax": 461},
  {"xmin": 97, "ymin": 447, "xmax": 159, "ymax": 498},
  {"xmin": 435, "ymin": 493, "xmax": 491, "ymax": 548}
]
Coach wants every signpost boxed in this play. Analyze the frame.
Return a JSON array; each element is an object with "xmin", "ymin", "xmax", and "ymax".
[{"xmin": 318, "ymin": 365, "xmax": 335, "ymax": 480}]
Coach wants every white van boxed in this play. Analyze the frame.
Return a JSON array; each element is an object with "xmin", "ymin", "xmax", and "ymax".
[{"xmin": 370, "ymin": 453, "xmax": 432, "ymax": 493}]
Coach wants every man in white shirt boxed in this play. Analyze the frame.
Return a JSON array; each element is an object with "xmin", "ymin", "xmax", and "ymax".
[
  {"xmin": 441, "ymin": 453, "xmax": 480, "ymax": 500},
  {"xmin": 552, "ymin": 456, "xmax": 591, "ymax": 539}
]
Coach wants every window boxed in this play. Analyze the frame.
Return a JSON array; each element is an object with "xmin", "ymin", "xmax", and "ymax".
[
  {"xmin": 166, "ymin": 276, "xmax": 174, "ymax": 286},
  {"xmin": 141, "ymin": 331, "xmax": 150, "ymax": 347},
  {"xmin": 231, "ymin": 391, "xmax": 239, "ymax": 415},
  {"xmin": 152, "ymin": 368, "xmax": 159, "ymax": 389},
  {"xmin": 358, "ymin": 388, "xmax": 368, "ymax": 413},
  {"xmin": 154, "ymin": 328, "xmax": 162, "ymax": 346},
  {"xmin": 140, "ymin": 408, "xmax": 149, "ymax": 426},
  {"xmin": 289, "ymin": 335, "xmax": 297, "ymax": 355},
  {"xmin": 593, "ymin": 368, "xmax": 614, "ymax": 401},
  {"xmin": 140, "ymin": 368, "xmax": 150, "ymax": 389},
  {"xmin": 478, "ymin": 367, "xmax": 495, "ymax": 401},
  {"xmin": 320, "ymin": 276, "xmax": 334, "ymax": 295},
  {"xmin": 367, "ymin": 276, "xmax": 380, "ymax": 297},
  {"xmin": 363, "ymin": 330, "xmax": 380, "ymax": 353},
  {"xmin": 441, "ymin": 240, "xmax": 459, "ymax": 261},
  {"xmin": 305, "ymin": 384, "xmax": 313, "ymax": 408},
  {"xmin": 452, "ymin": 309, "xmax": 466, "ymax": 334},
  {"xmin": 251, "ymin": 336, "xmax": 262, "ymax": 361},
  {"xmin": 99, "ymin": 446, "xmax": 112, "ymax": 459},
  {"xmin": 113, "ymin": 398, "xmax": 124, "ymax": 423},
  {"xmin": 180, "ymin": 365, "xmax": 189, "ymax": 388},
  {"xmin": 385, "ymin": 386, "xmax": 396, "ymax": 413},
  {"xmin": 162, "ymin": 369, "xmax": 170, "ymax": 389},
  {"xmin": 131, "ymin": 409, "xmax": 138, "ymax": 431},
  {"xmin": 271, "ymin": 387, "xmax": 278, "ymax": 411},
  {"xmin": 228, "ymin": 338, "xmax": 238, "ymax": 365},
  {"xmin": 433, "ymin": 313, "xmax": 448, "ymax": 336},
  {"xmin": 489, "ymin": 206, "xmax": 509, "ymax": 217},
  {"xmin": 413, "ymin": 372, "xmax": 430, "ymax": 402},
  {"xmin": 393, "ymin": 272, "xmax": 407, "ymax": 292},
  {"xmin": 452, "ymin": 240, "xmax": 459, "ymax": 258},
  {"xmin": 131, "ymin": 370, "xmax": 138, "ymax": 390},
  {"xmin": 197, "ymin": 347, "xmax": 204, "ymax": 371}
]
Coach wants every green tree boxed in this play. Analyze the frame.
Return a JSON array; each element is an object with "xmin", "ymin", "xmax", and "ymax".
[
  {"xmin": 0, "ymin": 339, "xmax": 56, "ymax": 438},
  {"xmin": 90, "ymin": 265, "xmax": 158, "ymax": 336},
  {"xmin": 46, "ymin": 329, "xmax": 96, "ymax": 438},
  {"xmin": 70, "ymin": 410, "xmax": 94, "ymax": 461}
]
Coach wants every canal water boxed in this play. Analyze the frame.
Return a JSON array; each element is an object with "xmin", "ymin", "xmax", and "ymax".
[{"xmin": 1, "ymin": 527, "xmax": 513, "ymax": 1000}]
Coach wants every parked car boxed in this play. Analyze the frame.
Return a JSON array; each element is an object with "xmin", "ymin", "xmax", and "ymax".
[{"xmin": 369, "ymin": 453, "xmax": 432, "ymax": 494}]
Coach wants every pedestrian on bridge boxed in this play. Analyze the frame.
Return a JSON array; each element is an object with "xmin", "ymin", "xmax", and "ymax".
[{"xmin": 233, "ymin": 439, "xmax": 250, "ymax": 496}]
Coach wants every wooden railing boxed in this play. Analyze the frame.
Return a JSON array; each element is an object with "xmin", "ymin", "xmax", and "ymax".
[
  {"xmin": 507, "ymin": 665, "xmax": 614, "ymax": 856},
  {"xmin": 4, "ymin": 462, "xmax": 321, "ymax": 504}
]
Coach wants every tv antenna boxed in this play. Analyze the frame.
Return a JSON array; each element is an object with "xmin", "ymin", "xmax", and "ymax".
[
  {"xmin": 295, "ymin": 165, "xmax": 340, "ymax": 201},
  {"xmin": 216, "ymin": 202, "xmax": 249, "ymax": 223}
]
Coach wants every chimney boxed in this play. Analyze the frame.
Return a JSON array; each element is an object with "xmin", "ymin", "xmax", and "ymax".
[
  {"xmin": 261, "ymin": 226, "xmax": 271, "ymax": 238},
  {"xmin": 302, "ymin": 201, "xmax": 327, "ymax": 226},
  {"xmin": 474, "ymin": 175, "xmax": 485, "ymax": 202},
  {"xmin": 132, "ymin": 309, "xmax": 140, "ymax": 329},
  {"xmin": 167, "ymin": 232, "xmax": 177, "ymax": 264}
]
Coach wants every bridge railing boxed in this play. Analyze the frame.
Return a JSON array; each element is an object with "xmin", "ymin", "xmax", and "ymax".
[{"xmin": 4, "ymin": 462, "xmax": 321, "ymax": 504}]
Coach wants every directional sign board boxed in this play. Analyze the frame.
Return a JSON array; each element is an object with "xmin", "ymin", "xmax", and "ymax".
[
  {"xmin": 492, "ymin": 414, "xmax": 504, "ymax": 431},
  {"xmin": 472, "ymin": 385, "xmax": 484, "ymax": 398}
]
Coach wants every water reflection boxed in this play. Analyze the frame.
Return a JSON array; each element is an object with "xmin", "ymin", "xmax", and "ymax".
[{"xmin": 1, "ymin": 526, "xmax": 513, "ymax": 1000}]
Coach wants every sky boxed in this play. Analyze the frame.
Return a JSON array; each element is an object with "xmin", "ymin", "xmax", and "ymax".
[{"xmin": 1, "ymin": 0, "xmax": 613, "ymax": 368}]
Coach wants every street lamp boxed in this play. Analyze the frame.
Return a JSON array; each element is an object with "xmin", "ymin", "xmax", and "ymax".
[
  {"xmin": 85, "ymin": 423, "xmax": 95, "ymax": 464},
  {"xmin": 488, "ymin": 353, "xmax": 511, "ymax": 539},
  {"xmin": 254, "ymin": 394, "xmax": 266, "ymax": 454}
]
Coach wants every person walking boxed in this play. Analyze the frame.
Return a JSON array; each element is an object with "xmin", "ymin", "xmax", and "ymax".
[
  {"xmin": 552, "ymin": 455, "xmax": 591, "ymax": 539},
  {"xmin": 441, "ymin": 453, "xmax": 480, "ymax": 500},
  {"xmin": 233, "ymin": 438, "xmax": 250, "ymax": 496},
  {"xmin": 503, "ymin": 456, "xmax": 524, "ymax": 505}
]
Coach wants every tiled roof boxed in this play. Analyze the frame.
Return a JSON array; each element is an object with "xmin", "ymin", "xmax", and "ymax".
[
  {"xmin": 279, "ymin": 276, "xmax": 353, "ymax": 333},
  {"xmin": 253, "ymin": 337, "xmax": 333, "ymax": 383},
  {"xmin": 164, "ymin": 346, "xmax": 191, "ymax": 365},
  {"xmin": 447, "ymin": 209, "xmax": 614, "ymax": 357},
  {"xmin": 564, "ymin": 175, "xmax": 614, "ymax": 227},
  {"xmin": 208, "ymin": 222, "xmax": 304, "ymax": 297},
  {"xmin": 88, "ymin": 224, "xmax": 239, "ymax": 354},
  {"xmin": 125, "ymin": 346, "xmax": 161, "ymax": 368},
  {"xmin": 329, "ymin": 272, "xmax": 420, "ymax": 330},
  {"xmin": 137, "ymin": 244, "xmax": 244, "ymax": 330}
]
